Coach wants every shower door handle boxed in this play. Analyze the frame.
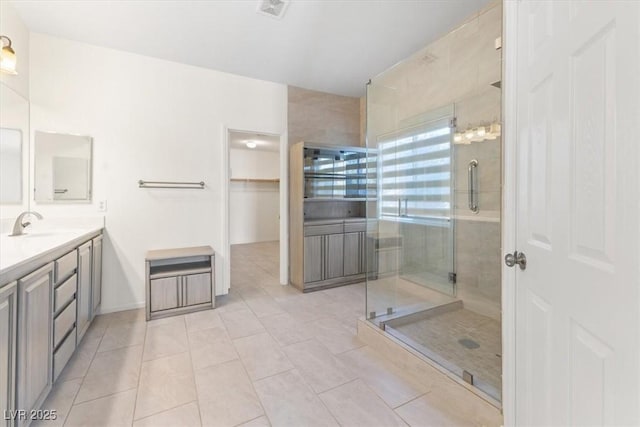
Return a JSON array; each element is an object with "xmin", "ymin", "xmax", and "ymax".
[
  {"xmin": 505, "ymin": 251, "xmax": 527, "ymax": 270},
  {"xmin": 468, "ymin": 159, "xmax": 479, "ymax": 213}
]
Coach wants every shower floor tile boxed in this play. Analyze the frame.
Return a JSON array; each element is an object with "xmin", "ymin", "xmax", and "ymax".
[{"xmin": 389, "ymin": 307, "xmax": 502, "ymax": 397}]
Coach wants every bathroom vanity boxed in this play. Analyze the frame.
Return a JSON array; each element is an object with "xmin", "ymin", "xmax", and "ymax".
[
  {"xmin": 0, "ymin": 226, "xmax": 103, "ymax": 427},
  {"xmin": 289, "ymin": 142, "xmax": 374, "ymax": 291}
]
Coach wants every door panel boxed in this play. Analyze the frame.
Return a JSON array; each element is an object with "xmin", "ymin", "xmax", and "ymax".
[
  {"xmin": 92, "ymin": 236, "xmax": 103, "ymax": 317},
  {"xmin": 514, "ymin": 1, "xmax": 639, "ymax": 425},
  {"xmin": 17, "ymin": 264, "xmax": 53, "ymax": 422},
  {"xmin": 325, "ymin": 234, "xmax": 344, "ymax": 280},
  {"xmin": 183, "ymin": 273, "xmax": 212, "ymax": 306},
  {"xmin": 343, "ymin": 232, "xmax": 361, "ymax": 276},
  {"xmin": 304, "ymin": 236, "xmax": 323, "ymax": 283},
  {"xmin": 150, "ymin": 277, "xmax": 180, "ymax": 312},
  {"xmin": 76, "ymin": 243, "xmax": 92, "ymax": 341},
  {"xmin": 0, "ymin": 283, "xmax": 17, "ymax": 427}
]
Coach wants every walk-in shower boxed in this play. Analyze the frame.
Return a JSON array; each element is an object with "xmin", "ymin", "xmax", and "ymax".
[{"xmin": 365, "ymin": 2, "xmax": 503, "ymax": 403}]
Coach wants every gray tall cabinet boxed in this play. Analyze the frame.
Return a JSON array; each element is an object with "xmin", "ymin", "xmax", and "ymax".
[{"xmin": 289, "ymin": 142, "xmax": 372, "ymax": 291}]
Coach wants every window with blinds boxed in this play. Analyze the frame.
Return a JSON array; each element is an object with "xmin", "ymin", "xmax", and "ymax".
[{"xmin": 377, "ymin": 117, "xmax": 453, "ymax": 222}]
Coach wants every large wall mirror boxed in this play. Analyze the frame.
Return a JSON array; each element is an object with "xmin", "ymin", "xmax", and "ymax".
[
  {"xmin": 0, "ymin": 82, "xmax": 29, "ymax": 206},
  {"xmin": 34, "ymin": 131, "xmax": 93, "ymax": 203}
]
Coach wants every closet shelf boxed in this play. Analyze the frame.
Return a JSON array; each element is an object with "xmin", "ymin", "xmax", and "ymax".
[{"xmin": 230, "ymin": 178, "xmax": 279, "ymax": 183}]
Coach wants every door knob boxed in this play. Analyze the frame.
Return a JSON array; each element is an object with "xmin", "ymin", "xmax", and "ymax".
[{"xmin": 505, "ymin": 251, "xmax": 527, "ymax": 270}]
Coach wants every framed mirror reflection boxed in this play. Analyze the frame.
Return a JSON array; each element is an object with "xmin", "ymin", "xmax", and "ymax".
[{"xmin": 34, "ymin": 131, "xmax": 93, "ymax": 203}]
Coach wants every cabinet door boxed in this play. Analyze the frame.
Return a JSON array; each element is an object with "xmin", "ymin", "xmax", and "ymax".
[
  {"xmin": 304, "ymin": 236, "xmax": 324, "ymax": 283},
  {"xmin": 91, "ymin": 235, "xmax": 103, "ymax": 319},
  {"xmin": 17, "ymin": 264, "xmax": 53, "ymax": 422},
  {"xmin": 150, "ymin": 277, "xmax": 180, "ymax": 312},
  {"xmin": 76, "ymin": 242, "xmax": 92, "ymax": 342},
  {"xmin": 0, "ymin": 283, "xmax": 17, "ymax": 427},
  {"xmin": 343, "ymin": 232, "xmax": 362, "ymax": 276},
  {"xmin": 325, "ymin": 233, "xmax": 344, "ymax": 280},
  {"xmin": 183, "ymin": 273, "xmax": 212, "ymax": 306}
]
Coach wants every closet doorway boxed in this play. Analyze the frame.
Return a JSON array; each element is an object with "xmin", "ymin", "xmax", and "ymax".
[{"xmin": 226, "ymin": 130, "xmax": 285, "ymax": 292}]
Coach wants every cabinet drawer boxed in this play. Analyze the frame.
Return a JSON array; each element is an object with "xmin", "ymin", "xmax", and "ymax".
[
  {"xmin": 55, "ymin": 274, "xmax": 77, "ymax": 313},
  {"xmin": 55, "ymin": 250, "xmax": 77, "ymax": 283},
  {"xmin": 304, "ymin": 223, "xmax": 343, "ymax": 236},
  {"xmin": 54, "ymin": 299, "xmax": 76, "ymax": 348},
  {"xmin": 53, "ymin": 327, "xmax": 76, "ymax": 381},
  {"xmin": 344, "ymin": 221, "xmax": 366, "ymax": 233}
]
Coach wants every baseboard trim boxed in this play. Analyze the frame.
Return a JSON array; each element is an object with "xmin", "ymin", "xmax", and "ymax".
[{"xmin": 98, "ymin": 301, "xmax": 145, "ymax": 315}]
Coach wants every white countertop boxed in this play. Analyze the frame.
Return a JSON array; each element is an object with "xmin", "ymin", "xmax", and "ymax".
[{"xmin": 0, "ymin": 218, "xmax": 104, "ymax": 284}]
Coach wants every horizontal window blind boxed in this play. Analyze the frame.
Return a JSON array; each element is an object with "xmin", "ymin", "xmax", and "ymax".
[{"xmin": 377, "ymin": 118, "xmax": 453, "ymax": 220}]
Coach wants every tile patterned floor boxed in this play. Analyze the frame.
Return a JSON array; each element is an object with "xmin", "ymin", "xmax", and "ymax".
[
  {"xmin": 390, "ymin": 308, "xmax": 502, "ymax": 398},
  {"xmin": 37, "ymin": 241, "xmax": 502, "ymax": 427}
]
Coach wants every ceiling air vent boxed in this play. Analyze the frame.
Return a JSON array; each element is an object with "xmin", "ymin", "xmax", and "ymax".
[{"xmin": 257, "ymin": 0, "xmax": 289, "ymax": 19}]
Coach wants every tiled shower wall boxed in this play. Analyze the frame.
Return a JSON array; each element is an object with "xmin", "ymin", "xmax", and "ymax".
[
  {"xmin": 288, "ymin": 86, "xmax": 361, "ymax": 147},
  {"xmin": 366, "ymin": 0, "xmax": 503, "ymax": 319}
]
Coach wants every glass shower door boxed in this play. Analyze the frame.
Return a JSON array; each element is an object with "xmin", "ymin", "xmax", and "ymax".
[{"xmin": 366, "ymin": 81, "xmax": 456, "ymax": 322}]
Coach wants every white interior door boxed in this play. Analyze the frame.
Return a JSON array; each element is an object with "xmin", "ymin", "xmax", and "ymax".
[{"xmin": 512, "ymin": 1, "xmax": 639, "ymax": 425}]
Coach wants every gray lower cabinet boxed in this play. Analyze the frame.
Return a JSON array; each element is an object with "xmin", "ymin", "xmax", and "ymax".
[
  {"xmin": 149, "ymin": 277, "xmax": 179, "ymax": 312},
  {"xmin": 17, "ymin": 263, "xmax": 54, "ymax": 427},
  {"xmin": 303, "ymin": 236, "xmax": 323, "ymax": 283},
  {"xmin": 325, "ymin": 234, "xmax": 344, "ymax": 280},
  {"xmin": 183, "ymin": 273, "xmax": 212, "ymax": 306},
  {"xmin": 91, "ymin": 235, "xmax": 103, "ymax": 319},
  {"xmin": 303, "ymin": 233, "xmax": 345, "ymax": 283},
  {"xmin": 76, "ymin": 242, "xmax": 92, "ymax": 342},
  {"xmin": 344, "ymin": 231, "xmax": 365, "ymax": 276},
  {"xmin": 0, "ymin": 282, "xmax": 17, "ymax": 427},
  {"xmin": 302, "ymin": 221, "xmax": 365, "ymax": 289},
  {"xmin": 146, "ymin": 246, "xmax": 215, "ymax": 320}
]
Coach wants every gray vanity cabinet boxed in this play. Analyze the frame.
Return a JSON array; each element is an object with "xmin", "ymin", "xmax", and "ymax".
[
  {"xmin": 17, "ymin": 264, "xmax": 54, "ymax": 426},
  {"xmin": 76, "ymin": 242, "xmax": 92, "ymax": 342},
  {"xmin": 0, "ymin": 282, "xmax": 17, "ymax": 427},
  {"xmin": 91, "ymin": 235, "xmax": 103, "ymax": 319}
]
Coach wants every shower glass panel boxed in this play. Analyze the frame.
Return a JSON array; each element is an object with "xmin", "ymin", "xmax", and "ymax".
[{"xmin": 365, "ymin": 1, "xmax": 503, "ymax": 404}]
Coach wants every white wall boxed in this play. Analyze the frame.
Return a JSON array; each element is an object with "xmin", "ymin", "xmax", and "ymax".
[
  {"xmin": 0, "ymin": 1, "xmax": 29, "ymax": 98},
  {"xmin": 229, "ymin": 148, "xmax": 279, "ymax": 244},
  {"xmin": 0, "ymin": 2, "xmax": 30, "ymax": 221},
  {"xmin": 230, "ymin": 148, "xmax": 279, "ymax": 179},
  {"xmin": 29, "ymin": 33, "xmax": 288, "ymax": 313}
]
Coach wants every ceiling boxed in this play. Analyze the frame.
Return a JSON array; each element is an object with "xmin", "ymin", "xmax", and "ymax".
[
  {"xmin": 229, "ymin": 131, "xmax": 280, "ymax": 152},
  {"xmin": 11, "ymin": 0, "xmax": 491, "ymax": 97}
]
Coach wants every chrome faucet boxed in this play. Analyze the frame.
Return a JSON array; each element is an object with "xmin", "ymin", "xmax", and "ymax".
[{"xmin": 10, "ymin": 211, "xmax": 43, "ymax": 236}]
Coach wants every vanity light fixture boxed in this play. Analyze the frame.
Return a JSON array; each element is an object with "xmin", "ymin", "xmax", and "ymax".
[
  {"xmin": 453, "ymin": 122, "xmax": 501, "ymax": 145},
  {"xmin": 246, "ymin": 141, "xmax": 257, "ymax": 149},
  {"xmin": 0, "ymin": 36, "xmax": 17, "ymax": 75}
]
